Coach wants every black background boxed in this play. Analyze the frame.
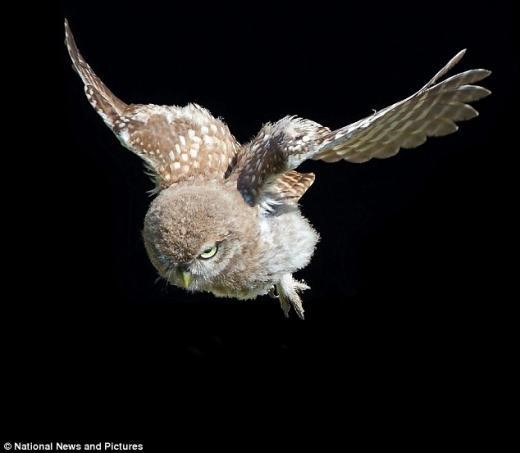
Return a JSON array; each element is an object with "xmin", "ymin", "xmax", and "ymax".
[{"xmin": 2, "ymin": 0, "xmax": 515, "ymax": 436}]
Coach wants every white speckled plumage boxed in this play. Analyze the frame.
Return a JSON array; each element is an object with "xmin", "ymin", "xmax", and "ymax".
[{"xmin": 65, "ymin": 20, "xmax": 491, "ymax": 318}]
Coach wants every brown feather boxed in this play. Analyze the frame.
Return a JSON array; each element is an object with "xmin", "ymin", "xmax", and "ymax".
[
  {"xmin": 271, "ymin": 171, "xmax": 315, "ymax": 203},
  {"xmin": 64, "ymin": 20, "xmax": 127, "ymax": 125},
  {"xmin": 65, "ymin": 20, "xmax": 239, "ymax": 191}
]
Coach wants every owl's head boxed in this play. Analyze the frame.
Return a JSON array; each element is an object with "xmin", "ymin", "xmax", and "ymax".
[{"xmin": 143, "ymin": 182, "xmax": 257, "ymax": 291}]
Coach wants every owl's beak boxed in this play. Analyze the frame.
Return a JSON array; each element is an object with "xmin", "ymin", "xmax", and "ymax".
[{"xmin": 180, "ymin": 270, "xmax": 193, "ymax": 289}]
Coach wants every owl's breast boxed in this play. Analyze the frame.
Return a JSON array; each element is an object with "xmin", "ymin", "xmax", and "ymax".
[{"xmin": 256, "ymin": 209, "xmax": 319, "ymax": 278}]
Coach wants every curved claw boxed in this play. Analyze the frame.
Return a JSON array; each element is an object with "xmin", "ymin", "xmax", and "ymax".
[{"xmin": 276, "ymin": 274, "xmax": 310, "ymax": 320}]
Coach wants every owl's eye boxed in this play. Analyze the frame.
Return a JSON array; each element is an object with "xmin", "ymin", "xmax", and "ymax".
[{"xmin": 199, "ymin": 244, "xmax": 218, "ymax": 260}]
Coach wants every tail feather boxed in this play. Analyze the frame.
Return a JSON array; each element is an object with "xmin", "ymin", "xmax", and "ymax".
[{"xmin": 64, "ymin": 19, "xmax": 127, "ymax": 126}]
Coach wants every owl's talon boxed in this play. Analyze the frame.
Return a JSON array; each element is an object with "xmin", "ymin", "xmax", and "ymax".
[
  {"xmin": 276, "ymin": 274, "xmax": 309, "ymax": 320},
  {"xmin": 279, "ymin": 298, "xmax": 291, "ymax": 318}
]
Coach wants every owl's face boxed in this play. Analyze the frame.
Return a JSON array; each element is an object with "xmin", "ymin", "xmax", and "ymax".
[{"xmin": 143, "ymin": 182, "xmax": 257, "ymax": 291}]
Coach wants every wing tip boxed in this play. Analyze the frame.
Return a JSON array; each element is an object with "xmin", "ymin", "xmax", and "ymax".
[
  {"xmin": 422, "ymin": 48, "xmax": 468, "ymax": 90},
  {"xmin": 446, "ymin": 48, "xmax": 467, "ymax": 71},
  {"xmin": 465, "ymin": 68, "xmax": 493, "ymax": 86},
  {"xmin": 64, "ymin": 17, "xmax": 78, "ymax": 62},
  {"xmin": 454, "ymin": 48, "xmax": 467, "ymax": 61},
  {"xmin": 64, "ymin": 18, "xmax": 72, "ymax": 44},
  {"xmin": 480, "ymin": 86, "xmax": 492, "ymax": 97},
  {"xmin": 452, "ymin": 50, "xmax": 493, "ymax": 81}
]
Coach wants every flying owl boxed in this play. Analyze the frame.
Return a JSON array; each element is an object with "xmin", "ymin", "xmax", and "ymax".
[{"xmin": 65, "ymin": 19, "xmax": 491, "ymax": 319}]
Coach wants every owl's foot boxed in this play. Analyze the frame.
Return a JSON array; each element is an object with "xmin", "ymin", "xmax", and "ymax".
[{"xmin": 276, "ymin": 274, "xmax": 309, "ymax": 320}]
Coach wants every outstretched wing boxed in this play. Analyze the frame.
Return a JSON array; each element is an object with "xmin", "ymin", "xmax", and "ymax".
[
  {"xmin": 64, "ymin": 19, "xmax": 127, "ymax": 127},
  {"xmin": 236, "ymin": 50, "xmax": 491, "ymax": 206},
  {"xmin": 65, "ymin": 20, "xmax": 239, "ymax": 190},
  {"xmin": 314, "ymin": 49, "xmax": 491, "ymax": 163}
]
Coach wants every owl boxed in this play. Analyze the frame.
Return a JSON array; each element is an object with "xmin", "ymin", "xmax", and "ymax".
[{"xmin": 65, "ymin": 19, "xmax": 490, "ymax": 318}]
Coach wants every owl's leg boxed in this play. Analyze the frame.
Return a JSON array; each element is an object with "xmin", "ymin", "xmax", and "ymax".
[{"xmin": 276, "ymin": 274, "xmax": 309, "ymax": 320}]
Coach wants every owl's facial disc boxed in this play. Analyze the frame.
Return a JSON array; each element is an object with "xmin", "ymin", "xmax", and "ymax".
[{"xmin": 142, "ymin": 182, "xmax": 256, "ymax": 292}]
